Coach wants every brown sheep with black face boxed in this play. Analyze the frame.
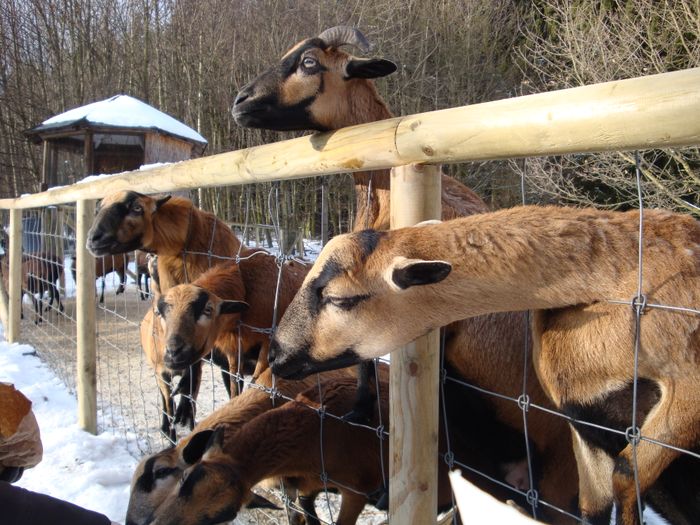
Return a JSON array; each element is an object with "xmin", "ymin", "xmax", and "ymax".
[
  {"xmin": 87, "ymin": 191, "xmax": 245, "ymax": 293},
  {"xmin": 126, "ymin": 366, "xmax": 358, "ymax": 525},
  {"xmin": 233, "ymin": 27, "xmax": 581, "ymax": 522},
  {"xmin": 270, "ymin": 205, "xmax": 700, "ymax": 525},
  {"xmin": 144, "ymin": 373, "xmax": 457, "ymax": 525},
  {"xmin": 232, "ymin": 26, "xmax": 487, "ymax": 231},
  {"xmin": 156, "ymin": 250, "xmax": 308, "ymax": 389},
  {"xmin": 89, "ymin": 191, "xmax": 247, "ymax": 429},
  {"xmin": 17, "ymin": 253, "xmax": 64, "ymax": 324}
]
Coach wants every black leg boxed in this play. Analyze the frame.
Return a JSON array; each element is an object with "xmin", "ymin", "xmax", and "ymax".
[{"xmin": 343, "ymin": 360, "xmax": 376, "ymax": 424}]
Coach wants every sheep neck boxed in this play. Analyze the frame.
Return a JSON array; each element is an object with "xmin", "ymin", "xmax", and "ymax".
[
  {"xmin": 386, "ymin": 206, "xmax": 698, "ymax": 323},
  {"xmin": 339, "ymin": 83, "xmax": 393, "ymax": 232}
]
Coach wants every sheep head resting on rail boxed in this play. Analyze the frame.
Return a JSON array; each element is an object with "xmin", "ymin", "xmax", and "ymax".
[
  {"xmin": 156, "ymin": 285, "xmax": 248, "ymax": 370},
  {"xmin": 232, "ymin": 26, "xmax": 396, "ymax": 132}
]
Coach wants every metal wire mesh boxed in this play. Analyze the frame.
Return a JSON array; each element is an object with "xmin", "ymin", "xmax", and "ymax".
[{"xmin": 3, "ymin": 156, "xmax": 699, "ymax": 525}]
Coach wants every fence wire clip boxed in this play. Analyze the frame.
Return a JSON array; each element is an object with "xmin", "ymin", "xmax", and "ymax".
[
  {"xmin": 319, "ymin": 472, "xmax": 329, "ymax": 484},
  {"xmin": 440, "ymin": 368, "xmax": 448, "ymax": 384},
  {"xmin": 280, "ymin": 493, "xmax": 292, "ymax": 507},
  {"xmin": 517, "ymin": 394, "xmax": 531, "ymax": 412},
  {"xmin": 526, "ymin": 489, "xmax": 539, "ymax": 508},
  {"xmin": 632, "ymin": 294, "xmax": 648, "ymax": 316},
  {"xmin": 625, "ymin": 425, "xmax": 642, "ymax": 446},
  {"xmin": 443, "ymin": 451, "xmax": 455, "ymax": 470},
  {"xmin": 375, "ymin": 424, "xmax": 385, "ymax": 440},
  {"xmin": 317, "ymin": 405, "xmax": 326, "ymax": 420}
]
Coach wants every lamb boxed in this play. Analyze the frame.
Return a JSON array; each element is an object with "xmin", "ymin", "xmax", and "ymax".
[
  {"xmin": 145, "ymin": 374, "xmax": 455, "ymax": 525},
  {"xmin": 233, "ymin": 26, "xmax": 581, "ymax": 520},
  {"xmin": 269, "ymin": 205, "xmax": 700, "ymax": 525},
  {"xmin": 125, "ymin": 366, "xmax": 358, "ymax": 525},
  {"xmin": 156, "ymin": 250, "xmax": 309, "ymax": 392},
  {"xmin": 139, "ymin": 254, "xmax": 232, "ymax": 440}
]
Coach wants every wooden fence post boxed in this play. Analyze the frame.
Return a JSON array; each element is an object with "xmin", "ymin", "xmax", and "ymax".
[
  {"xmin": 76, "ymin": 199, "xmax": 97, "ymax": 434},
  {"xmin": 7, "ymin": 208, "xmax": 22, "ymax": 343},
  {"xmin": 389, "ymin": 163, "xmax": 441, "ymax": 523},
  {"xmin": 321, "ymin": 178, "xmax": 328, "ymax": 246}
]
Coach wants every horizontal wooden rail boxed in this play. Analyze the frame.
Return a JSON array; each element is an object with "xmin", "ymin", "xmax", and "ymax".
[{"xmin": 2, "ymin": 67, "xmax": 700, "ymax": 210}]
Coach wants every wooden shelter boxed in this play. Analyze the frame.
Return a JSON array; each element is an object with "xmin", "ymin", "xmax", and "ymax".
[{"xmin": 25, "ymin": 95, "xmax": 207, "ymax": 189}]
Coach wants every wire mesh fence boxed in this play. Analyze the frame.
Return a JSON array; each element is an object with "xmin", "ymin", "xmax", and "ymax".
[{"xmin": 2, "ymin": 152, "xmax": 699, "ymax": 525}]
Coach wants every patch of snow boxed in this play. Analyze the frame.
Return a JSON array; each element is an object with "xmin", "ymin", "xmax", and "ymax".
[
  {"xmin": 0, "ymin": 335, "xmax": 137, "ymax": 523},
  {"xmin": 139, "ymin": 162, "xmax": 173, "ymax": 171}
]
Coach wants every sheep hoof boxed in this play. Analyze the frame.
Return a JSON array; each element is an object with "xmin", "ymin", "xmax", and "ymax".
[
  {"xmin": 174, "ymin": 401, "xmax": 196, "ymax": 429},
  {"xmin": 370, "ymin": 486, "xmax": 389, "ymax": 510}
]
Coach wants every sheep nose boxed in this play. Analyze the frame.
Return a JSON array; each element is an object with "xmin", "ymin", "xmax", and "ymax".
[
  {"xmin": 166, "ymin": 335, "xmax": 188, "ymax": 358},
  {"xmin": 233, "ymin": 87, "xmax": 252, "ymax": 108},
  {"xmin": 89, "ymin": 227, "xmax": 105, "ymax": 243}
]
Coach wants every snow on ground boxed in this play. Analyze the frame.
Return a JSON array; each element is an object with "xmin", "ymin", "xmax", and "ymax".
[{"xmin": 0, "ymin": 327, "xmax": 136, "ymax": 523}]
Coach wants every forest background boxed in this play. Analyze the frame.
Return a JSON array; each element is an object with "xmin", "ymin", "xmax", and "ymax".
[{"xmin": 1, "ymin": 0, "xmax": 698, "ymax": 238}]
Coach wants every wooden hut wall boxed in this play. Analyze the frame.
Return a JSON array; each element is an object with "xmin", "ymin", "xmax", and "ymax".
[{"xmin": 144, "ymin": 133, "xmax": 194, "ymax": 164}]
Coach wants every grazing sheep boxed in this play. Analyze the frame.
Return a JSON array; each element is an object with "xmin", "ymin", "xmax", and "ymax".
[
  {"xmin": 68, "ymin": 253, "xmax": 129, "ymax": 304},
  {"xmin": 269, "ymin": 205, "xmax": 700, "ymax": 525},
  {"xmin": 146, "ymin": 375, "xmax": 455, "ymax": 525}
]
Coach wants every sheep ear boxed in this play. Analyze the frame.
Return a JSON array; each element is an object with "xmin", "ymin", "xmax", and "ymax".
[
  {"xmin": 244, "ymin": 492, "xmax": 281, "ymax": 510},
  {"xmin": 387, "ymin": 257, "xmax": 452, "ymax": 290},
  {"xmin": 181, "ymin": 429, "xmax": 215, "ymax": 464},
  {"xmin": 219, "ymin": 300, "xmax": 249, "ymax": 315},
  {"xmin": 345, "ymin": 58, "xmax": 397, "ymax": 79},
  {"xmin": 202, "ymin": 426, "xmax": 226, "ymax": 459},
  {"xmin": 155, "ymin": 195, "xmax": 172, "ymax": 211}
]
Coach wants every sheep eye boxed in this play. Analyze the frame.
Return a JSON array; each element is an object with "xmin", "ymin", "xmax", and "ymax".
[
  {"xmin": 327, "ymin": 295, "xmax": 367, "ymax": 311},
  {"xmin": 130, "ymin": 203, "xmax": 143, "ymax": 215},
  {"xmin": 154, "ymin": 466, "xmax": 178, "ymax": 480},
  {"xmin": 203, "ymin": 305, "xmax": 213, "ymax": 316},
  {"xmin": 301, "ymin": 57, "xmax": 318, "ymax": 70}
]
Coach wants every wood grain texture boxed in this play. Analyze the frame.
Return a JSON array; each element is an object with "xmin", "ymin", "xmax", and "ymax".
[
  {"xmin": 1, "ymin": 68, "xmax": 698, "ymax": 210},
  {"xmin": 389, "ymin": 164, "xmax": 441, "ymax": 524},
  {"xmin": 76, "ymin": 199, "xmax": 97, "ymax": 434},
  {"xmin": 7, "ymin": 209, "xmax": 22, "ymax": 343}
]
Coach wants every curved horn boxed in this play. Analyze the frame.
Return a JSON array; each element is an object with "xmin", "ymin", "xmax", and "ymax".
[{"xmin": 317, "ymin": 26, "xmax": 371, "ymax": 53}]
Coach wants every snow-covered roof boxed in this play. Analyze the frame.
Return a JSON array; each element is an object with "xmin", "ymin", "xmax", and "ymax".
[{"xmin": 27, "ymin": 95, "xmax": 207, "ymax": 145}]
